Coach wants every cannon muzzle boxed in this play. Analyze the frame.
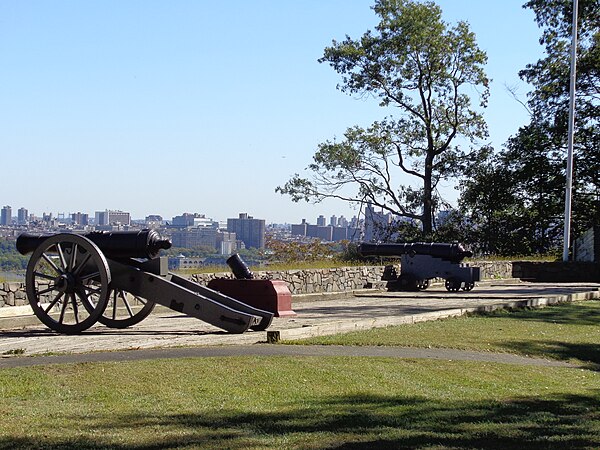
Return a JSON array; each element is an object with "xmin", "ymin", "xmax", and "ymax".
[
  {"xmin": 16, "ymin": 229, "xmax": 172, "ymax": 260},
  {"xmin": 226, "ymin": 253, "xmax": 254, "ymax": 280},
  {"xmin": 358, "ymin": 242, "xmax": 472, "ymax": 263}
]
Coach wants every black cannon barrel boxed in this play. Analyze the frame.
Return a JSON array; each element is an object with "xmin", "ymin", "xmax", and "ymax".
[
  {"xmin": 16, "ymin": 229, "xmax": 172, "ymax": 260},
  {"xmin": 357, "ymin": 242, "xmax": 472, "ymax": 263},
  {"xmin": 226, "ymin": 253, "xmax": 254, "ymax": 280}
]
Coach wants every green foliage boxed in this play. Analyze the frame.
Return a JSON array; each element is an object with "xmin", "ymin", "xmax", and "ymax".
[
  {"xmin": 277, "ymin": 0, "xmax": 490, "ymax": 235},
  {"xmin": 457, "ymin": 0, "xmax": 599, "ymax": 255},
  {"xmin": 265, "ymin": 235, "xmax": 337, "ymax": 264},
  {"xmin": 458, "ymin": 143, "xmax": 564, "ymax": 256},
  {"xmin": 0, "ymin": 239, "xmax": 28, "ymax": 272},
  {"xmin": 520, "ymin": 0, "xmax": 600, "ymax": 237}
]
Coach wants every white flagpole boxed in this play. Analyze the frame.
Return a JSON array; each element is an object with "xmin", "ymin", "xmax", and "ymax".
[{"xmin": 562, "ymin": 0, "xmax": 579, "ymax": 262}]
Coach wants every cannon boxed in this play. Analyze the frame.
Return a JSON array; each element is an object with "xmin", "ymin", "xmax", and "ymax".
[
  {"xmin": 16, "ymin": 230, "xmax": 273, "ymax": 334},
  {"xmin": 358, "ymin": 242, "xmax": 480, "ymax": 292}
]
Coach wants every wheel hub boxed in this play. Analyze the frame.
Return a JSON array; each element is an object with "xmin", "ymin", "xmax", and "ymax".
[{"xmin": 55, "ymin": 273, "xmax": 77, "ymax": 294}]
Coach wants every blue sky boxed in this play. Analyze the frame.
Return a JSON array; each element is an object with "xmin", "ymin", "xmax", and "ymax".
[{"xmin": 1, "ymin": 1, "xmax": 544, "ymax": 224}]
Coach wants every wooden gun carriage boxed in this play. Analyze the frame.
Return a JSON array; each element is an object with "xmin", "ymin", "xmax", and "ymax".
[{"xmin": 16, "ymin": 230, "xmax": 273, "ymax": 334}]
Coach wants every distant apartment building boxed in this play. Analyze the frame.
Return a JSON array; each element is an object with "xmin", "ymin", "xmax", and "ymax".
[
  {"xmin": 291, "ymin": 219, "xmax": 308, "ymax": 237},
  {"xmin": 1, "ymin": 206, "xmax": 12, "ymax": 226},
  {"xmin": 363, "ymin": 203, "xmax": 394, "ymax": 242},
  {"xmin": 171, "ymin": 213, "xmax": 218, "ymax": 229},
  {"xmin": 338, "ymin": 215, "xmax": 349, "ymax": 228},
  {"xmin": 217, "ymin": 231, "xmax": 237, "ymax": 255},
  {"xmin": 145, "ymin": 215, "xmax": 163, "ymax": 228},
  {"xmin": 291, "ymin": 215, "xmax": 362, "ymax": 242},
  {"xmin": 17, "ymin": 207, "xmax": 28, "ymax": 225},
  {"xmin": 316, "ymin": 215, "xmax": 326, "ymax": 226},
  {"xmin": 307, "ymin": 224, "xmax": 333, "ymax": 241},
  {"xmin": 227, "ymin": 213, "xmax": 265, "ymax": 249},
  {"xmin": 332, "ymin": 226, "xmax": 348, "ymax": 241},
  {"xmin": 71, "ymin": 212, "xmax": 89, "ymax": 226},
  {"xmin": 95, "ymin": 210, "xmax": 131, "ymax": 227},
  {"xmin": 171, "ymin": 227, "xmax": 218, "ymax": 248}
]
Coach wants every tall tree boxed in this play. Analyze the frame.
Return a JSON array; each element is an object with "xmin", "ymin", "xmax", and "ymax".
[
  {"xmin": 277, "ymin": 0, "xmax": 489, "ymax": 235},
  {"xmin": 458, "ymin": 0, "xmax": 598, "ymax": 255},
  {"xmin": 517, "ymin": 0, "xmax": 599, "ymax": 238},
  {"xmin": 459, "ymin": 135, "xmax": 565, "ymax": 256}
]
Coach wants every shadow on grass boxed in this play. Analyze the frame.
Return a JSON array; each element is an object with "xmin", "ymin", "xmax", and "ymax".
[
  {"xmin": 502, "ymin": 340, "xmax": 600, "ymax": 370},
  {"xmin": 1, "ymin": 392, "xmax": 599, "ymax": 449},
  {"xmin": 479, "ymin": 301, "xmax": 600, "ymax": 326}
]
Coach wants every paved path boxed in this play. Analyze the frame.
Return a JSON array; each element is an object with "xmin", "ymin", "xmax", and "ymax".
[
  {"xmin": 0, "ymin": 281, "xmax": 598, "ymax": 364},
  {"xmin": 0, "ymin": 344, "xmax": 578, "ymax": 369}
]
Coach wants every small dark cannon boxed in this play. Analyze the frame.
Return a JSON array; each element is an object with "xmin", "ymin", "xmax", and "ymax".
[
  {"xmin": 16, "ymin": 230, "xmax": 273, "ymax": 334},
  {"xmin": 207, "ymin": 253, "xmax": 296, "ymax": 318},
  {"xmin": 358, "ymin": 242, "xmax": 480, "ymax": 292}
]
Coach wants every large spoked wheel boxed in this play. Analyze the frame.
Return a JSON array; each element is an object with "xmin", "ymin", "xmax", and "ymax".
[
  {"xmin": 25, "ymin": 234, "xmax": 111, "ymax": 334},
  {"xmin": 96, "ymin": 289, "xmax": 155, "ymax": 329}
]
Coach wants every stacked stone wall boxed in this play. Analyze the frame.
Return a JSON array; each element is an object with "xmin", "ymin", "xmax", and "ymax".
[
  {"xmin": 475, "ymin": 261, "xmax": 513, "ymax": 280},
  {"xmin": 0, "ymin": 282, "xmax": 27, "ymax": 307},
  {"xmin": 574, "ymin": 226, "xmax": 600, "ymax": 263},
  {"xmin": 0, "ymin": 261, "xmax": 521, "ymax": 309},
  {"xmin": 191, "ymin": 266, "xmax": 387, "ymax": 295}
]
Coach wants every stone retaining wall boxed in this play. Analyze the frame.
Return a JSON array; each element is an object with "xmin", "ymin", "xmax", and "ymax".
[
  {"xmin": 0, "ymin": 261, "xmax": 514, "ymax": 307},
  {"xmin": 574, "ymin": 226, "xmax": 600, "ymax": 263},
  {"xmin": 190, "ymin": 266, "xmax": 388, "ymax": 295},
  {"xmin": 512, "ymin": 261, "xmax": 600, "ymax": 282},
  {"xmin": 0, "ymin": 282, "xmax": 27, "ymax": 308}
]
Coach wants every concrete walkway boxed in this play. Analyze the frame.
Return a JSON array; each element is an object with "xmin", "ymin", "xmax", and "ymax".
[{"xmin": 0, "ymin": 281, "xmax": 598, "ymax": 361}]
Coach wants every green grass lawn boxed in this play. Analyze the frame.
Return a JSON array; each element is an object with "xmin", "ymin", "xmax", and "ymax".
[
  {"xmin": 289, "ymin": 301, "xmax": 600, "ymax": 369},
  {"xmin": 0, "ymin": 301, "xmax": 599, "ymax": 449}
]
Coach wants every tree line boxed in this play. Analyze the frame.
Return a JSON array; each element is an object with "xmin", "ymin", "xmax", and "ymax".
[
  {"xmin": 0, "ymin": 240, "xmax": 28, "ymax": 272},
  {"xmin": 277, "ymin": 0, "xmax": 599, "ymax": 257}
]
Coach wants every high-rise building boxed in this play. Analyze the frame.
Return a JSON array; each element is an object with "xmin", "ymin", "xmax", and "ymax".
[
  {"xmin": 95, "ymin": 210, "xmax": 130, "ymax": 226},
  {"xmin": 71, "ymin": 212, "xmax": 89, "ymax": 226},
  {"xmin": 291, "ymin": 219, "xmax": 308, "ymax": 237},
  {"xmin": 171, "ymin": 213, "xmax": 217, "ymax": 229},
  {"xmin": 171, "ymin": 213, "xmax": 196, "ymax": 227},
  {"xmin": 17, "ymin": 207, "xmax": 28, "ymax": 225},
  {"xmin": 217, "ymin": 231, "xmax": 237, "ymax": 255},
  {"xmin": 171, "ymin": 227, "xmax": 217, "ymax": 248},
  {"xmin": 108, "ymin": 210, "xmax": 130, "ymax": 226},
  {"xmin": 307, "ymin": 224, "xmax": 333, "ymax": 241},
  {"xmin": 363, "ymin": 203, "xmax": 394, "ymax": 242},
  {"xmin": 338, "ymin": 215, "xmax": 348, "ymax": 228},
  {"xmin": 145, "ymin": 215, "xmax": 163, "ymax": 228},
  {"xmin": 332, "ymin": 226, "xmax": 348, "ymax": 241},
  {"xmin": 316, "ymin": 215, "xmax": 326, "ymax": 226},
  {"xmin": 95, "ymin": 211, "xmax": 108, "ymax": 226},
  {"xmin": 1, "ymin": 206, "xmax": 12, "ymax": 226},
  {"xmin": 227, "ymin": 213, "xmax": 265, "ymax": 249}
]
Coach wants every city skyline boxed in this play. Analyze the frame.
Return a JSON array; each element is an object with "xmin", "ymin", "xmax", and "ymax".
[
  {"xmin": 2, "ymin": 1, "xmax": 544, "ymax": 223},
  {"xmin": 0, "ymin": 203, "xmax": 359, "ymax": 226}
]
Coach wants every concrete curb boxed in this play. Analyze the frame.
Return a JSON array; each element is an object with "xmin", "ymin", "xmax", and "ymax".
[{"xmin": 266, "ymin": 288, "xmax": 600, "ymax": 343}]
